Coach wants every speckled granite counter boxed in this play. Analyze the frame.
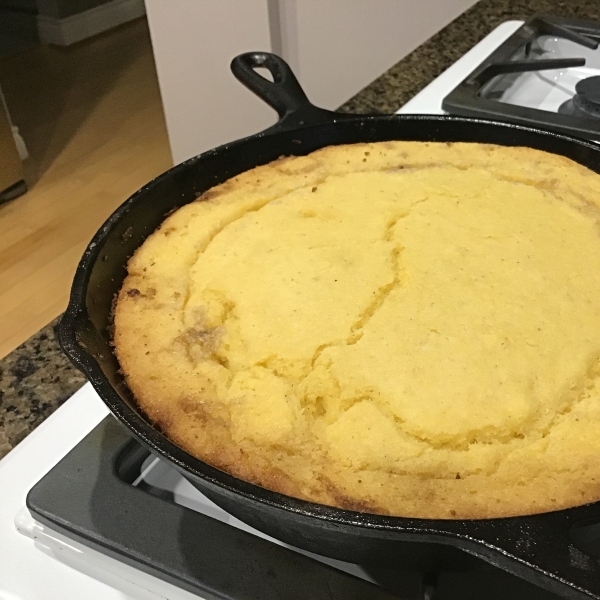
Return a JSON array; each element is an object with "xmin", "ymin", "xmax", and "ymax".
[
  {"xmin": 1, "ymin": 0, "xmax": 599, "ymax": 459},
  {"xmin": 0, "ymin": 320, "xmax": 86, "ymax": 457}
]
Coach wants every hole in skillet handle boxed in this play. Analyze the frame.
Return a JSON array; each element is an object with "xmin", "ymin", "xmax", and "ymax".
[{"xmin": 230, "ymin": 52, "xmax": 355, "ymax": 134}]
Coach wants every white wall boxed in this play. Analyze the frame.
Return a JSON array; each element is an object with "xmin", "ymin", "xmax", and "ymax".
[
  {"xmin": 145, "ymin": 0, "xmax": 276, "ymax": 165},
  {"xmin": 145, "ymin": 0, "xmax": 479, "ymax": 165},
  {"xmin": 277, "ymin": 0, "xmax": 478, "ymax": 109}
]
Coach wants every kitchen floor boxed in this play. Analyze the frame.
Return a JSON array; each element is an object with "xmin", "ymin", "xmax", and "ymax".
[{"xmin": 0, "ymin": 18, "xmax": 172, "ymax": 359}]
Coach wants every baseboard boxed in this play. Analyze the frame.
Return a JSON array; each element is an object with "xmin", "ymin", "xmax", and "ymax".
[{"xmin": 37, "ymin": 0, "xmax": 145, "ymax": 46}]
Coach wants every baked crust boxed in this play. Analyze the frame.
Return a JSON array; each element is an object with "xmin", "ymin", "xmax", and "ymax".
[{"xmin": 114, "ymin": 141, "xmax": 600, "ymax": 519}]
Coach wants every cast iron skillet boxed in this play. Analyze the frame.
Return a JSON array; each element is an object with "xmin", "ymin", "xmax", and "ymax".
[{"xmin": 59, "ymin": 52, "xmax": 600, "ymax": 599}]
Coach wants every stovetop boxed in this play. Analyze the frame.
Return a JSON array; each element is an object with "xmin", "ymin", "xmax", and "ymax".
[
  {"xmin": 5, "ymin": 380, "xmax": 568, "ymax": 600},
  {"xmin": 6, "ymin": 17, "xmax": 600, "ymax": 600},
  {"xmin": 22, "ymin": 415, "xmax": 566, "ymax": 600},
  {"xmin": 443, "ymin": 15, "xmax": 600, "ymax": 140}
]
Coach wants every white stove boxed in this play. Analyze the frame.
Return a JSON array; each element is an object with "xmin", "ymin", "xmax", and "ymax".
[{"xmin": 2, "ymin": 19, "xmax": 594, "ymax": 600}]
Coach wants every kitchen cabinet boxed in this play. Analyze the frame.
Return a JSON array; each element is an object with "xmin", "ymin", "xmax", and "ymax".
[{"xmin": 145, "ymin": 0, "xmax": 478, "ymax": 164}]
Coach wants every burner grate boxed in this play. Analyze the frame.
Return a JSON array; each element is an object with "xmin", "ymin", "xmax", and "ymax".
[{"xmin": 442, "ymin": 14, "xmax": 600, "ymax": 140}]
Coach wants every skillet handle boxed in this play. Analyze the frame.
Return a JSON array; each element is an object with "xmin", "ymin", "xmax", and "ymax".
[{"xmin": 230, "ymin": 52, "xmax": 348, "ymax": 133}]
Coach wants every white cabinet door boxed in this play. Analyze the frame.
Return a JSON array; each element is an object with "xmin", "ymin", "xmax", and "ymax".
[
  {"xmin": 145, "ymin": 0, "xmax": 275, "ymax": 164},
  {"xmin": 145, "ymin": 0, "xmax": 479, "ymax": 164}
]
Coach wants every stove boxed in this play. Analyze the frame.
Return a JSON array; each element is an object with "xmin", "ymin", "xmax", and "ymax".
[
  {"xmin": 3, "ymin": 18, "xmax": 600, "ymax": 600},
  {"xmin": 0, "ymin": 385, "xmax": 573, "ymax": 600},
  {"xmin": 442, "ymin": 15, "xmax": 600, "ymax": 140}
]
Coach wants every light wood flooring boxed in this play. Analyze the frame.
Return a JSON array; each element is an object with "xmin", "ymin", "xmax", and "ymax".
[{"xmin": 0, "ymin": 18, "xmax": 172, "ymax": 359}]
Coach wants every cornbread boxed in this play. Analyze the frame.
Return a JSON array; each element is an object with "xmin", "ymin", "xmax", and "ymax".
[{"xmin": 114, "ymin": 141, "xmax": 600, "ymax": 519}]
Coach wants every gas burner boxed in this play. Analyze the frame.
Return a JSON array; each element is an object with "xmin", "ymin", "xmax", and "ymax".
[
  {"xmin": 559, "ymin": 75, "xmax": 600, "ymax": 117},
  {"xmin": 443, "ymin": 15, "xmax": 600, "ymax": 140}
]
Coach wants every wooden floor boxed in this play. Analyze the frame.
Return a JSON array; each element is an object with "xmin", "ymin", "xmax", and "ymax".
[{"xmin": 0, "ymin": 19, "xmax": 172, "ymax": 359}]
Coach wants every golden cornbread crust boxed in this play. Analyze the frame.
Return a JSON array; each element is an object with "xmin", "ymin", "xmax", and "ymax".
[{"xmin": 114, "ymin": 141, "xmax": 600, "ymax": 519}]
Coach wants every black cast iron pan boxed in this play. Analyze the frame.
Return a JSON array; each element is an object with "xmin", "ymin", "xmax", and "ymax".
[{"xmin": 58, "ymin": 52, "xmax": 600, "ymax": 599}]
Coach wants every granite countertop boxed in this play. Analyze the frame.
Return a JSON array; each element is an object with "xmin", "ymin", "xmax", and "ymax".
[{"xmin": 1, "ymin": 0, "xmax": 599, "ymax": 460}]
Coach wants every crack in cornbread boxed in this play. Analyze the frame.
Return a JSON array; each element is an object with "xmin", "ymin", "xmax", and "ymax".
[{"xmin": 114, "ymin": 141, "xmax": 600, "ymax": 518}]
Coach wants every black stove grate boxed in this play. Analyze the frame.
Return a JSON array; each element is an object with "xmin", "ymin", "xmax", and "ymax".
[
  {"xmin": 26, "ymin": 417, "xmax": 568, "ymax": 600},
  {"xmin": 442, "ymin": 15, "xmax": 600, "ymax": 140}
]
